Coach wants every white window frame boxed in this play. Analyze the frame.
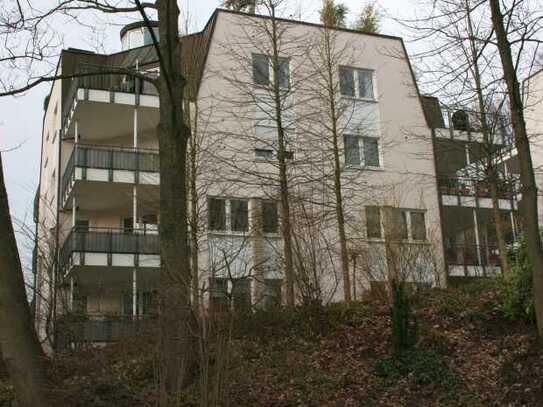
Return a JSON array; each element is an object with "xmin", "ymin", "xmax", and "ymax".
[
  {"xmin": 344, "ymin": 134, "xmax": 382, "ymax": 169},
  {"xmin": 366, "ymin": 207, "xmax": 427, "ymax": 242},
  {"xmin": 252, "ymin": 53, "xmax": 291, "ymax": 90},
  {"xmin": 339, "ymin": 66, "xmax": 376, "ymax": 101},
  {"xmin": 208, "ymin": 197, "xmax": 250, "ymax": 235}
]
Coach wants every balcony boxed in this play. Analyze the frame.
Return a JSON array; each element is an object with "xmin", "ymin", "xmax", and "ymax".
[
  {"xmin": 56, "ymin": 317, "xmax": 156, "ymax": 346},
  {"xmin": 61, "ymin": 144, "xmax": 160, "ymax": 209},
  {"xmin": 438, "ymin": 176, "xmax": 519, "ymax": 210},
  {"xmin": 445, "ymin": 244, "xmax": 501, "ymax": 276},
  {"xmin": 434, "ymin": 107, "xmax": 512, "ymax": 146},
  {"xmin": 63, "ymin": 63, "xmax": 159, "ymax": 131},
  {"xmin": 60, "ymin": 227, "xmax": 160, "ymax": 274}
]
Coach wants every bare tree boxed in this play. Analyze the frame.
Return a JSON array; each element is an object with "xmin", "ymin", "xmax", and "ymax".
[
  {"xmin": 488, "ymin": 0, "xmax": 543, "ymax": 337},
  {"xmin": 213, "ymin": 1, "xmax": 317, "ymax": 306},
  {"xmin": 0, "ymin": 152, "xmax": 52, "ymax": 407},
  {"xmin": 0, "ymin": 0, "xmax": 200, "ymax": 403},
  {"xmin": 400, "ymin": 0, "xmax": 519, "ymax": 278},
  {"xmin": 304, "ymin": 8, "xmax": 356, "ymax": 300}
]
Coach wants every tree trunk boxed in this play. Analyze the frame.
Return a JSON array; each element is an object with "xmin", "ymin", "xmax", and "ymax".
[
  {"xmin": 188, "ymin": 102, "xmax": 200, "ymax": 312},
  {"xmin": 489, "ymin": 179, "xmax": 511, "ymax": 275},
  {"xmin": 0, "ymin": 152, "xmax": 52, "ymax": 407},
  {"xmin": 270, "ymin": 6, "xmax": 296, "ymax": 307},
  {"xmin": 156, "ymin": 0, "xmax": 196, "ymax": 403},
  {"xmin": 323, "ymin": 27, "xmax": 351, "ymax": 302},
  {"xmin": 464, "ymin": 1, "xmax": 511, "ymax": 277},
  {"xmin": 489, "ymin": 0, "xmax": 543, "ymax": 336}
]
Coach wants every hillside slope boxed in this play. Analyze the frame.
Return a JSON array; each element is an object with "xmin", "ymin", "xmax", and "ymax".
[{"xmin": 1, "ymin": 285, "xmax": 542, "ymax": 406}]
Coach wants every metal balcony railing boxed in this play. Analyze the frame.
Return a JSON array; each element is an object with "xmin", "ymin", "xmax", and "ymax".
[
  {"xmin": 60, "ymin": 227, "xmax": 160, "ymax": 270},
  {"xmin": 437, "ymin": 176, "xmax": 519, "ymax": 199},
  {"xmin": 57, "ymin": 317, "xmax": 156, "ymax": 345},
  {"xmin": 61, "ymin": 144, "xmax": 160, "ymax": 203},
  {"xmin": 437, "ymin": 107, "xmax": 512, "ymax": 145},
  {"xmin": 445, "ymin": 244, "xmax": 501, "ymax": 267},
  {"xmin": 62, "ymin": 63, "xmax": 159, "ymax": 129}
]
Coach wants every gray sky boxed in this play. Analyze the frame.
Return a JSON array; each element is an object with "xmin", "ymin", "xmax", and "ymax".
[{"xmin": 0, "ymin": 0, "xmax": 412, "ymax": 265}]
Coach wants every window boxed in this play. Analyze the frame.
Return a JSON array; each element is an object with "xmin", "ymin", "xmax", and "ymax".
[
  {"xmin": 255, "ymin": 148, "xmax": 273, "ymax": 160},
  {"xmin": 208, "ymin": 198, "xmax": 249, "ymax": 233},
  {"xmin": 366, "ymin": 206, "xmax": 381, "ymax": 239},
  {"xmin": 262, "ymin": 201, "xmax": 278, "ymax": 233},
  {"xmin": 253, "ymin": 54, "xmax": 269, "ymax": 86},
  {"xmin": 208, "ymin": 198, "xmax": 226, "ymax": 231},
  {"xmin": 277, "ymin": 57, "xmax": 290, "ymax": 89},
  {"xmin": 339, "ymin": 66, "xmax": 355, "ymax": 97},
  {"xmin": 252, "ymin": 54, "xmax": 290, "ymax": 89},
  {"xmin": 123, "ymin": 217, "xmax": 134, "ymax": 233},
  {"xmin": 363, "ymin": 137, "xmax": 380, "ymax": 167},
  {"xmin": 368, "ymin": 208, "xmax": 427, "ymax": 241},
  {"xmin": 264, "ymin": 279, "xmax": 282, "ymax": 309},
  {"xmin": 121, "ymin": 291, "xmax": 155, "ymax": 316},
  {"xmin": 411, "ymin": 212, "xmax": 427, "ymax": 241},
  {"xmin": 231, "ymin": 200, "xmax": 249, "ymax": 232},
  {"xmin": 232, "ymin": 278, "xmax": 251, "ymax": 312},
  {"xmin": 75, "ymin": 219, "xmax": 89, "ymax": 232},
  {"xmin": 345, "ymin": 135, "xmax": 361, "ymax": 165},
  {"xmin": 339, "ymin": 66, "xmax": 375, "ymax": 99},
  {"xmin": 210, "ymin": 277, "xmax": 228, "ymax": 312},
  {"xmin": 392, "ymin": 209, "xmax": 409, "ymax": 240},
  {"xmin": 358, "ymin": 69, "xmax": 374, "ymax": 99},
  {"xmin": 344, "ymin": 135, "xmax": 380, "ymax": 167}
]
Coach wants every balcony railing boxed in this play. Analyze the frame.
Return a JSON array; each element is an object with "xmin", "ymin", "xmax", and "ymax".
[
  {"xmin": 63, "ymin": 63, "xmax": 159, "ymax": 128},
  {"xmin": 57, "ymin": 317, "xmax": 156, "ymax": 345},
  {"xmin": 437, "ymin": 107, "xmax": 512, "ymax": 145},
  {"xmin": 61, "ymin": 144, "xmax": 159, "ymax": 203},
  {"xmin": 437, "ymin": 176, "xmax": 518, "ymax": 199},
  {"xmin": 60, "ymin": 227, "xmax": 160, "ymax": 270},
  {"xmin": 445, "ymin": 244, "xmax": 501, "ymax": 267}
]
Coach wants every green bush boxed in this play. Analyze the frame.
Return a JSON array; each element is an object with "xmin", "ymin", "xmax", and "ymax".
[
  {"xmin": 497, "ymin": 237, "xmax": 535, "ymax": 324},
  {"xmin": 0, "ymin": 380, "xmax": 15, "ymax": 406}
]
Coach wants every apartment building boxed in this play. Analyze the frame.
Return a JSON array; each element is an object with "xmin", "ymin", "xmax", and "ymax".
[{"xmin": 34, "ymin": 8, "xmax": 517, "ymax": 345}]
